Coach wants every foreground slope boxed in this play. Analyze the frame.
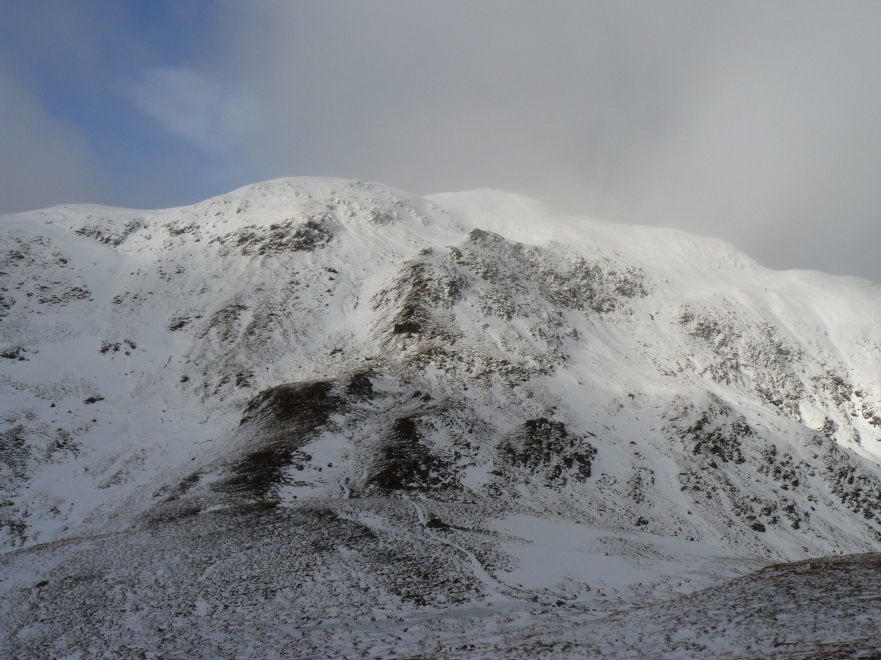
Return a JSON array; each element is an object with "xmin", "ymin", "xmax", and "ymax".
[
  {"xmin": 2, "ymin": 177, "xmax": 881, "ymax": 655},
  {"xmin": 504, "ymin": 552, "xmax": 881, "ymax": 659}
]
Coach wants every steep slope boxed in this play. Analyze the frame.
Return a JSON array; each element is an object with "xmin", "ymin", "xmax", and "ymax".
[{"xmin": 2, "ymin": 177, "xmax": 881, "ymax": 655}]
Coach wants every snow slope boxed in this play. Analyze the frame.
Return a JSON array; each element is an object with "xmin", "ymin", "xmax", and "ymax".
[{"xmin": 2, "ymin": 177, "xmax": 881, "ymax": 656}]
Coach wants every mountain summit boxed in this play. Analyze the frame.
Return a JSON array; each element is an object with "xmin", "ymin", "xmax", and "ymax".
[{"xmin": 3, "ymin": 178, "xmax": 881, "ymax": 656}]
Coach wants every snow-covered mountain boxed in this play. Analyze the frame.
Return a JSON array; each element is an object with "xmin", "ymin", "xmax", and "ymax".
[{"xmin": 2, "ymin": 177, "xmax": 881, "ymax": 656}]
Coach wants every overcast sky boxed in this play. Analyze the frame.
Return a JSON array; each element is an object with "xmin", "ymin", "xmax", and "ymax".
[{"xmin": 2, "ymin": 1, "xmax": 880, "ymax": 282}]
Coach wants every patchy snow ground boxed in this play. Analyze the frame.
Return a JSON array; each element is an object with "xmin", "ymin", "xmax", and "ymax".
[
  {"xmin": 499, "ymin": 552, "xmax": 881, "ymax": 659},
  {"xmin": 2, "ymin": 177, "xmax": 881, "ymax": 656}
]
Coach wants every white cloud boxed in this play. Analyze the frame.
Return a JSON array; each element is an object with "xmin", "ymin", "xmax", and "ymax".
[{"xmin": 120, "ymin": 67, "xmax": 260, "ymax": 157}]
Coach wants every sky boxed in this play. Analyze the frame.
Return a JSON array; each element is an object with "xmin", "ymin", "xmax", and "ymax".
[{"xmin": 1, "ymin": 1, "xmax": 880, "ymax": 283}]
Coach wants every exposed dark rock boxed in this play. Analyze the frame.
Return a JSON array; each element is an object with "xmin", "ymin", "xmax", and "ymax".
[
  {"xmin": 212, "ymin": 218, "xmax": 333, "ymax": 257},
  {"xmin": 167, "ymin": 316, "xmax": 191, "ymax": 331},
  {"xmin": 0, "ymin": 425, "xmax": 29, "ymax": 480},
  {"xmin": 861, "ymin": 400, "xmax": 881, "ymax": 428},
  {"xmin": 393, "ymin": 320, "xmax": 422, "ymax": 334},
  {"xmin": 0, "ymin": 347, "xmax": 27, "ymax": 361},
  {"xmin": 815, "ymin": 434, "xmax": 881, "ymax": 525},
  {"xmin": 75, "ymin": 219, "xmax": 142, "ymax": 247},
  {"xmin": 679, "ymin": 310, "xmax": 804, "ymax": 416},
  {"xmin": 366, "ymin": 417, "xmax": 454, "ymax": 492},
  {"xmin": 497, "ymin": 418, "xmax": 596, "ymax": 486},
  {"xmin": 628, "ymin": 467, "xmax": 655, "ymax": 504},
  {"xmin": 215, "ymin": 381, "xmax": 341, "ymax": 498},
  {"xmin": 673, "ymin": 397, "xmax": 749, "ymax": 464},
  {"xmin": 813, "ymin": 371, "xmax": 854, "ymax": 407},
  {"xmin": 456, "ymin": 229, "xmax": 648, "ymax": 315},
  {"xmin": 376, "ymin": 259, "xmax": 464, "ymax": 342},
  {"xmin": 346, "ymin": 372, "xmax": 374, "ymax": 399}
]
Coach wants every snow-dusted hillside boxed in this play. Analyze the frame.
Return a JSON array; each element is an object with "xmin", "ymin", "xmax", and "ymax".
[{"xmin": 2, "ymin": 177, "xmax": 881, "ymax": 656}]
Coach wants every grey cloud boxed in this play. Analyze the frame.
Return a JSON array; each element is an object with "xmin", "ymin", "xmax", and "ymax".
[
  {"xmin": 215, "ymin": 1, "xmax": 881, "ymax": 282},
  {"xmin": 0, "ymin": 61, "xmax": 107, "ymax": 214},
  {"xmin": 3, "ymin": 2, "xmax": 880, "ymax": 284}
]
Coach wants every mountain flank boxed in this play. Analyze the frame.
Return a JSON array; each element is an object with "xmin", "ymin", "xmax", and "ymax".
[{"xmin": 2, "ymin": 177, "xmax": 881, "ymax": 656}]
